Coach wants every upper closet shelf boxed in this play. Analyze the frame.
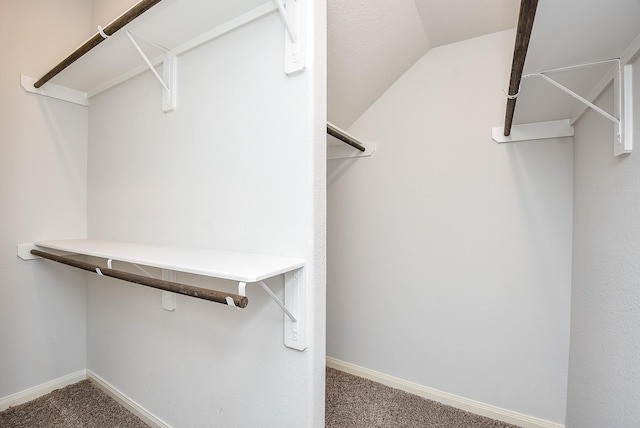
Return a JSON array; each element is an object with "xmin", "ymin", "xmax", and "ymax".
[
  {"xmin": 493, "ymin": 0, "xmax": 637, "ymax": 157},
  {"xmin": 18, "ymin": 238, "xmax": 307, "ymax": 351},
  {"xmin": 21, "ymin": 0, "xmax": 306, "ymax": 111}
]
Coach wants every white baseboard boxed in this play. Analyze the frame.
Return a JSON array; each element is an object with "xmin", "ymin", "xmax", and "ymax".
[
  {"xmin": 326, "ymin": 357, "xmax": 565, "ymax": 428},
  {"xmin": 86, "ymin": 370, "xmax": 172, "ymax": 428},
  {"xmin": 0, "ymin": 370, "xmax": 170, "ymax": 428},
  {"xmin": 0, "ymin": 370, "xmax": 87, "ymax": 411}
]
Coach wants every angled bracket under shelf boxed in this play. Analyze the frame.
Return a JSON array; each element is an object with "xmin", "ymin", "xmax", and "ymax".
[
  {"xmin": 125, "ymin": 30, "xmax": 177, "ymax": 112},
  {"xmin": 230, "ymin": 270, "xmax": 306, "ymax": 350},
  {"xmin": 493, "ymin": 59, "xmax": 633, "ymax": 156}
]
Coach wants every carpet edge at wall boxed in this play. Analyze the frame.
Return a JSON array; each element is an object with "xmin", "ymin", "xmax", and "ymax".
[
  {"xmin": 0, "ymin": 369, "xmax": 171, "ymax": 428},
  {"xmin": 0, "ymin": 370, "xmax": 87, "ymax": 411},
  {"xmin": 325, "ymin": 357, "xmax": 565, "ymax": 428},
  {"xmin": 86, "ymin": 371, "xmax": 172, "ymax": 428}
]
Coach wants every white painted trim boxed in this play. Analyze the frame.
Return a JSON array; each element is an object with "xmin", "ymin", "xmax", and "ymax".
[
  {"xmin": 492, "ymin": 120, "xmax": 574, "ymax": 143},
  {"xmin": 326, "ymin": 357, "xmax": 565, "ymax": 428},
  {"xmin": 87, "ymin": 370, "xmax": 173, "ymax": 428},
  {"xmin": 0, "ymin": 370, "xmax": 87, "ymax": 411}
]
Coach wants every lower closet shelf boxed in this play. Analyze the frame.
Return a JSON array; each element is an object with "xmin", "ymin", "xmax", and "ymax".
[{"xmin": 17, "ymin": 238, "xmax": 308, "ymax": 351}]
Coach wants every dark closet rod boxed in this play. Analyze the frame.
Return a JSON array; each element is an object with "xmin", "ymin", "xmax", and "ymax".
[
  {"xmin": 327, "ymin": 122, "xmax": 366, "ymax": 152},
  {"xmin": 30, "ymin": 249, "xmax": 248, "ymax": 308},
  {"xmin": 503, "ymin": 0, "xmax": 538, "ymax": 136},
  {"xmin": 33, "ymin": 0, "xmax": 163, "ymax": 89}
]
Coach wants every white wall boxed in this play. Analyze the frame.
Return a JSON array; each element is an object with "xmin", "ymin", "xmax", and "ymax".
[
  {"xmin": 0, "ymin": 0, "xmax": 89, "ymax": 399},
  {"xmin": 566, "ymin": 57, "xmax": 640, "ymax": 427},
  {"xmin": 327, "ymin": 29, "xmax": 572, "ymax": 424},
  {"xmin": 90, "ymin": 0, "xmax": 138, "ymax": 30},
  {"xmin": 85, "ymin": 5, "xmax": 325, "ymax": 428}
]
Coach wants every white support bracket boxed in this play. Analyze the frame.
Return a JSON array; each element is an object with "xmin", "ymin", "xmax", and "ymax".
[
  {"xmin": 238, "ymin": 269, "xmax": 305, "ymax": 351},
  {"xmin": 17, "ymin": 243, "xmax": 40, "ymax": 260},
  {"xmin": 614, "ymin": 63, "xmax": 633, "ymax": 156},
  {"xmin": 125, "ymin": 30, "xmax": 177, "ymax": 112},
  {"xmin": 161, "ymin": 269, "xmax": 177, "ymax": 311},
  {"xmin": 283, "ymin": 268, "xmax": 305, "ymax": 350},
  {"xmin": 258, "ymin": 280, "xmax": 297, "ymax": 322},
  {"xmin": 512, "ymin": 59, "xmax": 633, "ymax": 156},
  {"xmin": 276, "ymin": 0, "xmax": 306, "ymax": 75}
]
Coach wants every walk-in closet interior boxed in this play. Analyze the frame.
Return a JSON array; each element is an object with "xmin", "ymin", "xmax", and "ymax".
[{"xmin": 2, "ymin": 0, "xmax": 640, "ymax": 427}]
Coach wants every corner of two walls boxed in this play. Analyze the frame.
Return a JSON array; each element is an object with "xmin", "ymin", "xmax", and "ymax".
[
  {"xmin": 566, "ymin": 54, "xmax": 640, "ymax": 427},
  {"xmin": 0, "ymin": 0, "xmax": 90, "ymax": 400},
  {"xmin": 327, "ymin": 28, "xmax": 572, "ymax": 424}
]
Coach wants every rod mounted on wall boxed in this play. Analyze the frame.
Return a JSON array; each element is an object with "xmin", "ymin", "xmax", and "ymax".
[
  {"xmin": 503, "ymin": 0, "xmax": 538, "ymax": 136},
  {"xmin": 326, "ymin": 122, "xmax": 376, "ymax": 159},
  {"xmin": 327, "ymin": 122, "xmax": 365, "ymax": 152},
  {"xmin": 30, "ymin": 249, "xmax": 248, "ymax": 308}
]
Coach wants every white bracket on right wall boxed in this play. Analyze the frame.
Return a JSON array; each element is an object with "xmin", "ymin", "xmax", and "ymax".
[
  {"xmin": 614, "ymin": 62, "xmax": 634, "ymax": 156},
  {"xmin": 493, "ymin": 59, "xmax": 634, "ymax": 156}
]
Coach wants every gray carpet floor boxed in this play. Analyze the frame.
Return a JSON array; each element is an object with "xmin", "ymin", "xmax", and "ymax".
[
  {"xmin": 325, "ymin": 368, "xmax": 521, "ymax": 428},
  {"xmin": 1, "ymin": 370, "xmax": 521, "ymax": 427},
  {"xmin": 0, "ymin": 380, "xmax": 148, "ymax": 428}
]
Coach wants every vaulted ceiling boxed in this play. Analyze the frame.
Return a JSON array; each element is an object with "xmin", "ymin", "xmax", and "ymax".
[
  {"xmin": 327, "ymin": 0, "xmax": 519, "ymax": 128},
  {"xmin": 328, "ymin": 0, "xmax": 640, "ymax": 130}
]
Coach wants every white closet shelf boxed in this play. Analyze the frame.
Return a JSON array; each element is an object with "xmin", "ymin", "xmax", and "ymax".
[
  {"xmin": 21, "ymin": 0, "xmax": 306, "ymax": 108},
  {"xmin": 18, "ymin": 239, "xmax": 307, "ymax": 351},
  {"xmin": 29, "ymin": 238, "xmax": 304, "ymax": 283}
]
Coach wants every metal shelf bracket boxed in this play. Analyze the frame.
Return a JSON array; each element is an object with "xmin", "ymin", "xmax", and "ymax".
[
  {"xmin": 125, "ymin": 30, "xmax": 177, "ymax": 112},
  {"xmin": 231, "ymin": 270, "xmax": 306, "ymax": 351},
  {"xmin": 276, "ymin": 0, "xmax": 306, "ymax": 75},
  {"xmin": 521, "ymin": 59, "xmax": 633, "ymax": 156}
]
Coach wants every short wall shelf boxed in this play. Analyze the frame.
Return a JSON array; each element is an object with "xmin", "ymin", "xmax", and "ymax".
[{"xmin": 18, "ymin": 239, "xmax": 307, "ymax": 351}]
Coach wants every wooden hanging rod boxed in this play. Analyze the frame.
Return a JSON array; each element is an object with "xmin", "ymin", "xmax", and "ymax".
[
  {"xmin": 31, "ymin": 249, "xmax": 248, "ymax": 308},
  {"xmin": 327, "ymin": 122, "xmax": 366, "ymax": 152},
  {"xmin": 503, "ymin": 0, "xmax": 539, "ymax": 136},
  {"xmin": 33, "ymin": 0, "xmax": 163, "ymax": 89}
]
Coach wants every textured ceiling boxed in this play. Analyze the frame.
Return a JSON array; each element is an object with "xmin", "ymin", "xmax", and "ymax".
[
  {"xmin": 414, "ymin": 0, "xmax": 519, "ymax": 48},
  {"xmin": 328, "ymin": 0, "xmax": 519, "ymax": 128},
  {"xmin": 327, "ymin": 0, "xmax": 430, "ymax": 128}
]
